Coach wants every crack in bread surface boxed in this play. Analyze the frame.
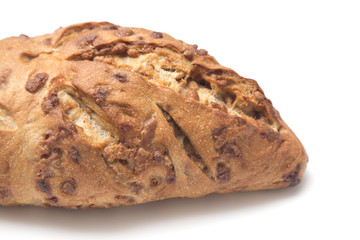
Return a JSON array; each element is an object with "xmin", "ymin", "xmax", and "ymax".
[
  {"xmin": 111, "ymin": 51, "xmax": 278, "ymax": 131},
  {"xmin": 57, "ymin": 89, "xmax": 117, "ymax": 145},
  {"xmin": 113, "ymin": 53, "xmax": 244, "ymax": 114},
  {"xmin": 158, "ymin": 105, "xmax": 215, "ymax": 180},
  {"xmin": 114, "ymin": 53, "xmax": 187, "ymax": 92}
]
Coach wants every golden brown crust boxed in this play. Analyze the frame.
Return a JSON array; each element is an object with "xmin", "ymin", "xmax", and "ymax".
[{"xmin": 0, "ymin": 22, "xmax": 307, "ymax": 208}]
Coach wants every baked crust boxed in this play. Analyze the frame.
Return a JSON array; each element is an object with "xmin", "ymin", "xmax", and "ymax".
[{"xmin": 0, "ymin": 22, "xmax": 308, "ymax": 208}]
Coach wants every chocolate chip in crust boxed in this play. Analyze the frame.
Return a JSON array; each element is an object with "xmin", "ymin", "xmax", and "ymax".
[
  {"xmin": 25, "ymin": 73, "xmax": 49, "ymax": 93},
  {"xmin": 114, "ymin": 195, "xmax": 135, "ymax": 204},
  {"xmin": 212, "ymin": 126, "xmax": 228, "ymax": 149},
  {"xmin": 219, "ymin": 142, "xmax": 242, "ymax": 159},
  {"xmin": 113, "ymin": 73, "xmax": 128, "ymax": 83},
  {"xmin": 107, "ymin": 25, "xmax": 119, "ymax": 30},
  {"xmin": 149, "ymin": 176, "xmax": 162, "ymax": 187},
  {"xmin": 116, "ymin": 28, "xmax": 134, "ymax": 37},
  {"xmin": 61, "ymin": 178, "xmax": 77, "ymax": 195},
  {"xmin": 129, "ymin": 182, "xmax": 144, "ymax": 195},
  {"xmin": 20, "ymin": 52, "xmax": 39, "ymax": 62},
  {"xmin": 65, "ymin": 121, "xmax": 78, "ymax": 134},
  {"xmin": 0, "ymin": 186, "xmax": 10, "ymax": 199},
  {"xmin": 36, "ymin": 179, "xmax": 52, "ymax": 195},
  {"xmin": 46, "ymin": 196, "xmax": 58, "ymax": 204},
  {"xmin": 153, "ymin": 151, "xmax": 165, "ymax": 163},
  {"xmin": 68, "ymin": 146, "xmax": 81, "ymax": 164},
  {"xmin": 283, "ymin": 163, "xmax": 302, "ymax": 187},
  {"xmin": 197, "ymin": 49, "xmax": 208, "ymax": 56},
  {"xmin": 150, "ymin": 31, "xmax": 163, "ymax": 39},
  {"xmin": 183, "ymin": 49, "xmax": 194, "ymax": 60},
  {"xmin": 93, "ymin": 88, "xmax": 108, "ymax": 105},
  {"xmin": 19, "ymin": 34, "xmax": 29, "ymax": 39},
  {"xmin": 79, "ymin": 35, "xmax": 97, "ymax": 47},
  {"xmin": 111, "ymin": 43, "xmax": 128, "ymax": 54},
  {"xmin": 216, "ymin": 162, "xmax": 230, "ymax": 182},
  {"xmin": 166, "ymin": 164, "xmax": 176, "ymax": 184},
  {"xmin": 127, "ymin": 49, "xmax": 139, "ymax": 58},
  {"xmin": 254, "ymin": 91, "xmax": 265, "ymax": 101},
  {"xmin": 41, "ymin": 91, "xmax": 59, "ymax": 113}
]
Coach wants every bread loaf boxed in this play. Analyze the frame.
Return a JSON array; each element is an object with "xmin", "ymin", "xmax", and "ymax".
[{"xmin": 0, "ymin": 22, "xmax": 308, "ymax": 208}]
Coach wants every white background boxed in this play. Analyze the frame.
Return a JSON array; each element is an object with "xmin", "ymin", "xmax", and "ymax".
[{"xmin": 1, "ymin": 0, "xmax": 359, "ymax": 239}]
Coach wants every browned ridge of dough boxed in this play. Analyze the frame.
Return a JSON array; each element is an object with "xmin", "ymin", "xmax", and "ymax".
[{"xmin": 0, "ymin": 22, "xmax": 308, "ymax": 208}]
